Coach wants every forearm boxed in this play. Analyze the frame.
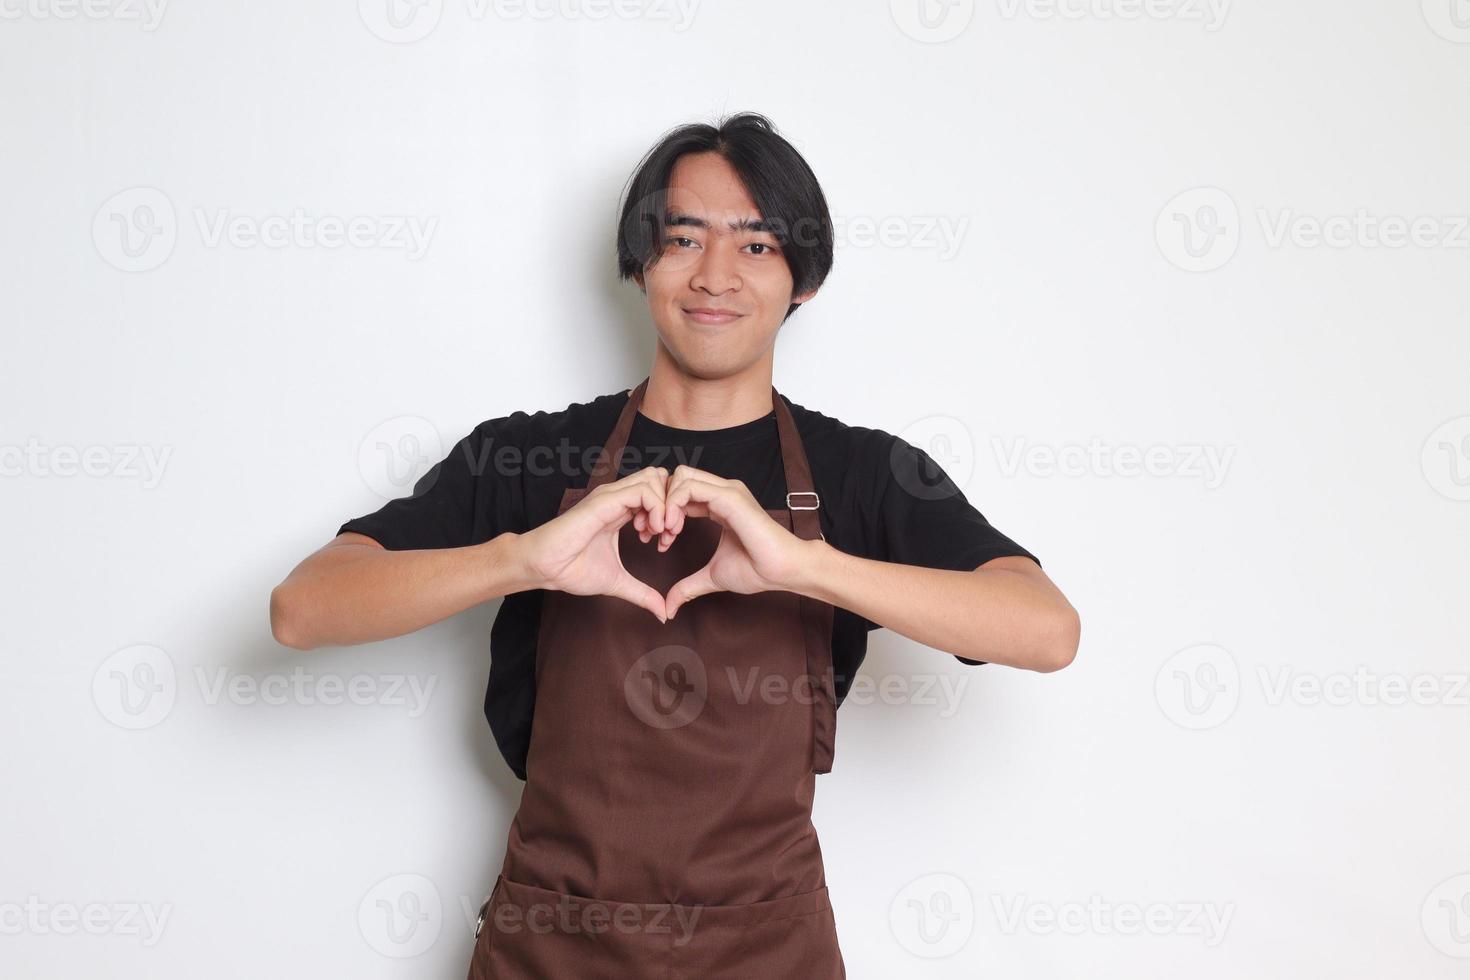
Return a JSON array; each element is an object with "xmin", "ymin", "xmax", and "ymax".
[
  {"xmin": 270, "ymin": 532, "xmax": 536, "ymax": 650},
  {"xmin": 785, "ymin": 540, "xmax": 1079, "ymax": 672}
]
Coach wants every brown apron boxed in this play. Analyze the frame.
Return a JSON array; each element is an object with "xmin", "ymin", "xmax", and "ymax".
[{"xmin": 466, "ymin": 377, "xmax": 844, "ymax": 979}]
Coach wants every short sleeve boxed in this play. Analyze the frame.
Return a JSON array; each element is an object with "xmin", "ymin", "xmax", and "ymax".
[
  {"xmin": 867, "ymin": 433, "xmax": 1041, "ymax": 664},
  {"xmin": 337, "ymin": 422, "xmax": 495, "ymax": 551}
]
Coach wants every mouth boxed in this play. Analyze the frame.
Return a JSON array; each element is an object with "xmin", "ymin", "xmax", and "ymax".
[{"xmin": 683, "ymin": 307, "xmax": 745, "ymax": 326}]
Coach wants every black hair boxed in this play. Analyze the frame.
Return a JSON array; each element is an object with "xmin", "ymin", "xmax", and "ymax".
[{"xmin": 615, "ymin": 112, "xmax": 834, "ymax": 322}]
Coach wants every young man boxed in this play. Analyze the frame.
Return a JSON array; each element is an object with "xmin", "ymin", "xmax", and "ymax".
[{"xmin": 271, "ymin": 112, "xmax": 1079, "ymax": 978}]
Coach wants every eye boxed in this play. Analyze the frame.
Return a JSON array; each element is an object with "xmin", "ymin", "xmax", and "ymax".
[
  {"xmin": 664, "ymin": 236, "xmax": 698, "ymax": 249},
  {"xmin": 744, "ymin": 242, "xmax": 776, "ymax": 256}
]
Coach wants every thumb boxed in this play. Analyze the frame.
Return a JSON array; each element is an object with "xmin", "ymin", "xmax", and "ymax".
[
  {"xmin": 608, "ymin": 571, "xmax": 668, "ymax": 623},
  {"xmin": 665, "ymin": 563, "xmax": 720, "ymax": 620}
]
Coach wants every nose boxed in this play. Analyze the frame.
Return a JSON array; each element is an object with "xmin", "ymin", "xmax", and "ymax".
[{"xmin": 689, "ymin": 238, "xmax": 741, "ymax": 295}]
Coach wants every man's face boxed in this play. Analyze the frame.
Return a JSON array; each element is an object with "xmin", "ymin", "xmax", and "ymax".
[{"xmin": 634, "ymin": 151, "xmax": 816, "ymax": 377}]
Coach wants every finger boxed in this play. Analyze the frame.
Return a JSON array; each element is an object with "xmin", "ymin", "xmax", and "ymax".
[
  {"xmin": 597, "ymin": 468, "xmax": 668, "ymax": 535},
  {"xmin": 665, "ymin": 562, "xmax": 720, "ymax": 620},
  {"xmin": 665, "ymin": 477, "xmax": 729, "ymax": 528},
  {"xmin": 595, "ymin": 480, "xmax": 668, "ymax": 537},
  {"xmin": 609, "ymin": 571, "xmax": 667, "ymax": 623}
]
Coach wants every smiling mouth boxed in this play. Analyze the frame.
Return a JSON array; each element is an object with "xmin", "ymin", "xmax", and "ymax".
[{"xmin": 683, "ymin": 307, "xmax": 745, "ymax": 325}]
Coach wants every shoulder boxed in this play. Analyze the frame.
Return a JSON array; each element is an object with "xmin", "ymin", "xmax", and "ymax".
[
  {"xmin": 471, "ymin": 386, "xmax": 629, "ymax": 452},
  {"xmin": 780, "ymin": 393, "xmax": 909, "ymax": 484},
  {"xmin": 778, "ymin": 394, "xmax": 917, "ymax": 532}
]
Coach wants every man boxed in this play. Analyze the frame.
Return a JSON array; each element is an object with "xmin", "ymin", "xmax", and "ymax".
[{"xmin": 270, "ymin": 112, "xmax": 1079, "ymax": 978}]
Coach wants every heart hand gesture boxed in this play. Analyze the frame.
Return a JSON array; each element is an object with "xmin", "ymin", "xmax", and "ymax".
[
  {"xmin": 518, "ymin": 465, "xmax": 814, "ymax": 622},
  {"xmin": 517, "ymin": 466, "xmax": 674, "ymax": 622},
  {"xmin": 659, "ymin": 465, "xmax": 808, "ymax": 619}
]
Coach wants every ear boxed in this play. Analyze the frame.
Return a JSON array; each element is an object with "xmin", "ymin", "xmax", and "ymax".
[
  {"xmin": 792, "ymin": 286, "xmax": 818, "ymax": 306},
  {"xmin": 632, "ymin": 269, "xmax": 646, "ymax": 292}
]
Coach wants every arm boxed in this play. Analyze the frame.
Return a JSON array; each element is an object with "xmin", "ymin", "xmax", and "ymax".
[
  {"xmin": 269, "ymin": 531, "xmax": 538, "ymax": 651},
  {"xmin": 656, "ymin": 465, "xmax": 1079, "ymax": 673},
  {"xmin": 271, "ymin": 467, "xmax": 676, "ymax": 650},
  {"xmin": 786, "ymin": 546, "xmax": 1080, "ymax": 673}
]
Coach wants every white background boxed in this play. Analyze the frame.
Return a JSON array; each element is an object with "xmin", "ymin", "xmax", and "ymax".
[{"xmin": 3, "ymin": 1, "xmax": 1468, "ymax": 977}]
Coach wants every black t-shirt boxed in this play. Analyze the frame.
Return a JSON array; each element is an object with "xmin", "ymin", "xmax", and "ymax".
[{"xmin": 338, "ymin": 385, "xmax": 1040, "ymax": 779}]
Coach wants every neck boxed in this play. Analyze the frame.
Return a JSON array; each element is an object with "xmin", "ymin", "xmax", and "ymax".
[{"xmin": 639, "ymin": 353, "xmax": 775, "ymax": 431}]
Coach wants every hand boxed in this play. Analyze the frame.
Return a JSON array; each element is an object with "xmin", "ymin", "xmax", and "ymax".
[
  {"xmin": 660, "ymin": 465, "xmax": 809, "ymax": 619},
  {"xmin": 517, "ymin": 466, "xmax": 672, "ymax": 622}
]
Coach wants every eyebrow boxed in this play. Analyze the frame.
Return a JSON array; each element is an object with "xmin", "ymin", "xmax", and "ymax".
[{"xmin": 664, "ymin": 211, "xmax": 777, "ymax": 234}]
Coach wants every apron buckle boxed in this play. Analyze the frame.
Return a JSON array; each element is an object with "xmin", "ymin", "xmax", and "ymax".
[
  {"xmin": 474, "ymin": 896, "xmax": 490, "ymax": 938},
  {"xmin": 786, "ymin": 491, "xmax": 820, "ymax": 510}
]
